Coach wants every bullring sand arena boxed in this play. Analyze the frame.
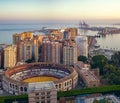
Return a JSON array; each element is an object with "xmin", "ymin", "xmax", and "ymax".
[
  {"xmin": 23, "ymin": 76, "xmax": 58, "ymax": 83},
  {"xmin": 3, "ymin": 62, "xmax": 78, "ymax": 95}
]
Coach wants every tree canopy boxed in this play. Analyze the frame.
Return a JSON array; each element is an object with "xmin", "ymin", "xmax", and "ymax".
[
  {"xmin": 103, "ymin": 64, "xmax": 120, "ymax": 85},
  {"xmin": 111, "ymin": 51, "xmax": 120, "ymax": 67},
  {"xmin": 91, "ymin": 55, "xmax": 108, "ymax": 75},
  {"xmin": 78, "ymin": 55, "xmax": 88, "ymax": 63}
]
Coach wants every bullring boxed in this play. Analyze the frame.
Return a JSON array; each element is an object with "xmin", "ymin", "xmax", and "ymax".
[{"xmin": 2, "ymin": 62, "xmax": 78, "ymax": 95}]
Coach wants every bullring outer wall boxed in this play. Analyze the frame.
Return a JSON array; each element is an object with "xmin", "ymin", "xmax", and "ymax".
[{"xmin": 2, "ymin": 62, "xmax": 78, "ymax": 95}]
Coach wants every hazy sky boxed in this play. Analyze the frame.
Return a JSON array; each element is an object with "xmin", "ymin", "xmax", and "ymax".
[{"xmin": 0, "ymin": 0, "xmax": 120, "ymax": 23}]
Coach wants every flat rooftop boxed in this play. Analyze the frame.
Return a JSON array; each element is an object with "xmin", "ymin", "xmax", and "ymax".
[{"xmin": 28, "ymin": 81, "xmax": 56, "ymax": 92}]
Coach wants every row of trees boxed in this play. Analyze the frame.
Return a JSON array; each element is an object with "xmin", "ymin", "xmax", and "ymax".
[
  {"xmin": 58, "ymin": 85, "xmax": 120, "ymax": 97},
  {"xmin": 91, "ymin": 54, "xmax": 120, "ymax": 85},
  {"xmin": 111, "ymin": 51, "xmax": 120, "ymax": 67}
]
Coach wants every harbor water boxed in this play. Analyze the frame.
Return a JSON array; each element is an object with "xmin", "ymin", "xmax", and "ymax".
[{"xmin": 0, "ymin": 23, "xmax": 120, "ymax": 50}]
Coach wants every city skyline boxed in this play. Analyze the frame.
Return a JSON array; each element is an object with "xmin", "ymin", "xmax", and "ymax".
[{"xmin": 0, "ymin": 0, "xmax": 120, "ymax": 24}]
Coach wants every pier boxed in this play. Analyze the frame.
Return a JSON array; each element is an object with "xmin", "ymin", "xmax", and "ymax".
[{"xmin": 79, "ymin": 21, "xmax": 120, "ymax": 36}]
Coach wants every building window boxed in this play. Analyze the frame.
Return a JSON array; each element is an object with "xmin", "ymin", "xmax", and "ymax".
[
  {"xmin": 59, "ymin": 84, "xmax": 61, "ymax": 88},
  {"xmin": 55, "ymin": 85, "xmax": 58, "ymax": 88},
  {"xmin": 67, "ymin": 81, "xmax": 69, "ymax": 85},
  {"xmin": 24, "ymin": 87, "xmax": 27, "ymax": 92},
  {"xmin": 41, "ymin": 92, "xmax": 45, "ymax": 95},
  {"xmin": 70, "ymin": 80, "xmax": 72, "ymax": 84},
  {"xmin": 20, "ymin": 87, "xmax": 23, "ymax": 91},
  {"xmin": 35, "ymin": 93, "xmax": 39, "ymax": 96},
  {"xmin": 10, "ymin": 83, "xmax": 12, "ymax": 88},
  {"xmin": 27, "ymin": 46, "xmax": 30, "ymax": 50},
  {"xmin": 65, "ymin": 82, "xmax": 66, "ymax": 86},
  {"xmin": 47, "ymin": 96, "xmax": 50, "ymax": 99},
  {"xmin": 47, "ymin": 101, "xmax": 50, "ymax": 103},
  {"xmin": 93, "ymin": 84, "xmax": 96, "ymax": 87},
  {"xmin": 41, "ymin": 101, "xmax": 45, "ymax": 103},
  {"xmin": 15, "ymin": 85, "xmax": 18, "ymax": 90},
  {"xmin": 12, "ymin": 84, "xmax": 14, "ymax": 89},
  {"xmin": 36, "ymin": 97, "xmax": 39, "ymax": 100},
  {"xmin": 47, "ymin": 92, "xmax": 50, "ymax": 95},
  {"xmin": 41, "ymin": 96, "xmax": 45, "ymax": 99}
]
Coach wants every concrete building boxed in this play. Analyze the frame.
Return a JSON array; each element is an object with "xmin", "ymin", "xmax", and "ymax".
[
  {"xmin": 0, "ymin": 51, "xmax": 3, "ymax": 69},
  {"xmin": 13, "ymin": 32, "xmax": 33, "ymax": 44},
  {"xmin": 59, "ymin": 94, "xmax": 120, "ymax": 103},
  {"xmin": 13, "ymin": 34, "xmax": 21, "ymax": 44},
  {"xmin": 42, "ymin": 38, "xmax": 51, "ymax": 62},
  {"xmin": 50, "ymin": 29, "xmax": 63, "ymax": 40},
  {"xmin": 84, "ymin": 95, "xmax": 120, "ymax": 103},
  {"xmin": 51, "ymin": 41, "xmax": 62, "ymax": 64},
  {"xmin": 65, "ymin": 28, "xmax": 78, "ymax": 40},
  {"xmin": 0, "ymin": 44, "xmax": 7, "ymax": 69},
  {"xmin": 4, "ymin": 44, "xmax": 17, "ymax": 69},
  {"xmin": 32, "ymin": 36, "xmax": 39, "ymax": 62},
  {"xmin": 50, "ymin": 28, "xmax": 77, "ymax": 40},
  {"xmin": 79, "ymin": 68, "xmax": 100, "ymax": 87},
  {"xmin": 75, "ymin": 36, "xmax": 88, "ymax": 57},
  {"xmin": 17, "ymin": 38, "xmax": 39, "ymax": 62},
  {"xmin": 63, "ymin": 42, "xmax": 77, "ymax": 66},
  {"xmin": 42, "ymin": 38, "xmax": 62, "ymax": 64},
  {"xmin": 28, "ymin": 82, "xmax": 57, "ymax": 103},
  {"xmin": 63, "ymin": 31, "xmax": 69, "ymax": 40},
  {"xmin": 89, "ymin": 48, "xmax": 115, "ymax": 60},
  {"xmin": 37, "ymin": 35, "xmax": 46, "ymax": 45},
  {"xmin": 17, "ymin": 40, "xmax": 32, "ymax": 62}
]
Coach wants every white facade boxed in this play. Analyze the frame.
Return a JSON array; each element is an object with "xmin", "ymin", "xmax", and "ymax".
[
  {"xmin": 63, "ymin": 45, "xmax": 77, "ymax": 66},
  {"xmin": 75, "ymin": 36, "xmax": 88, "ymax": 57}
]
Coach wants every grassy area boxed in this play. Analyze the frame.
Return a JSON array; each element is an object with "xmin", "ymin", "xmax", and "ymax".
[
  {"xmin": 0, "ymin": 94, "xmax": 28, "ymax": 103},
  {"xmin": 58, "ymin": 85, "xmax": 120, "ymax": 98},
  {"xmin": 1, "ymin": 85, "xmax": 120, "ymax": 102}
]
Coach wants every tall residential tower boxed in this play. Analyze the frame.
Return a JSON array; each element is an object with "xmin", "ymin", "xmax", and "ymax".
[
  {"xmin": 42, "ymin": 38, "xmax": 62, "ymax": 64},
  {"xmin": 63, "ymin": 42, "xmax": 77, "ymax": 66},
  {"xmin": 75, "ymin": 36, "xmax": 88, "ymax": 57},
  {"xmin": 4, "ymin": 44, "xmax": 17, "ymax": 68}
]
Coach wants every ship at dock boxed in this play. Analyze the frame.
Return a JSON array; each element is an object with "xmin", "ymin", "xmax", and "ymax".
[{"xmin": 79, "ymin": 21, "xmax": 89, "ymax": 29}]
